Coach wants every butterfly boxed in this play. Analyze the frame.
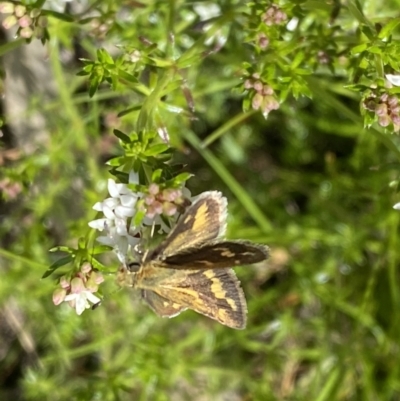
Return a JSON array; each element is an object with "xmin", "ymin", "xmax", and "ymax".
[{"xmin": 117, "ymin": 191, "xmax": 269, "ymax": 329}]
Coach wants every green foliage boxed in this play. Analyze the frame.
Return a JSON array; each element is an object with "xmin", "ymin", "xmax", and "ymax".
[{"xmin": 0, "ymin": 0, "xmax": 400, "ymax": 400}]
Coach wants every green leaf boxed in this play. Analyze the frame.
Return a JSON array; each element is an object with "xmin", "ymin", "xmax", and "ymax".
[
  {"xmin": 118, "ymin": 69, "xmax": 138, "ymax": 84},
  {"xmin": 145, "ymin": 56, "xmax": 174, "ymax": 68},
  {"xmin": 0, "ymin": 38, "xmax": 26, "ymax": 57},
  {"xmin": 114, "ymin": 129, "xmax": 131, "ymax": 143},
  {"xmin": 42, "ymin": 255, "xmax": 74, "ymax": 279},
  {"xmin": 368, "ymin": 46, "xmax": 382, "ymax": 54},
  {"xmin": 91, "ymin": 245, "xmax": 113, "ymax": 255},
  {"xmin": 106, "ymin": 156, "xmax": 124, "ymax": 166},
  {"xmin": 89, "ymin": 74, "xmax": 101, "ymax": 97},
  {"xmin": 41, "ymin": 10, "xmax": 75, "ymax": 22},
  {"xmin": 133, "ymin": 209, "xmax": 146, "ymax": 226},
  {"xmin": 351, "ymin": 43, "xmax": 368, "ymax": 54},
  {"xmin": 34, "ymin": 0, "xmax": 46, "ymax": 7},
  {"xmin": 171, "ymin": 172, "xmax": 193, "ymax": 186},
  {"xmin": 151, "ymin": 169, "xmax": 163, "ymax": 183},
  {"xmin": 49, "ymin": 246, "xmax": 74, "ymax": 254},
  {"xmin": 117, "ymin": 105, "xmax": 142, "ymax": 118},
  {"xmin": 347, "ymin": 1, "xmax": 375, "ymax": 36},
  {"xmin": 143, "ymin": 144, "xmax": 169, "ymax": 157},
  {"xmin": 378, "ymin": 18, "xmax": 400, "ymax": 39},
  {"xmin": 90, "ymin": 257, "xmax": 108, "ymax": 271}
]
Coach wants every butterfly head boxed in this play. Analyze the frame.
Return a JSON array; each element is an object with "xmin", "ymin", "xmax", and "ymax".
[{"xmin": 116, "ymin": 262, "xmax": 141, "ymax": 288}]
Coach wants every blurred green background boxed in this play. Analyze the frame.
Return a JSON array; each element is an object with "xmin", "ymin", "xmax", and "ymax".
[{"xmin": 1, "ymin": 1, "xmax": 400, "ymax": 400}]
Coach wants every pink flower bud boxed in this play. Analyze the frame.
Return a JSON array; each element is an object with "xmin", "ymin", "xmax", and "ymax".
[
  {"xmin": 60, "ymin": 276, "xmax": 71, "ymax": 289},
  {"xmin": 162, "ymin": 189, "xmax": 181, "ymax": 202},
  {"xmin": 375, "ymin": 103, "xmax": 388, "ymax": 117},
  {"xmin": 92, "ymin": 271, "xmax": 104, "ymax": 285},
  {"xmin": 252, "ymin": 93, "xmax": 263, "ymax": 110},
  {"xmin": 388, "ymin": 96, "xmax": 399, "ymax": 107},
  {"xmin": 19, "ymin": 26, "xmax": 33, "ymax": 38},
  {"xmin": 53, "ymin": 288, "xmax": 67, "ymax": 305},
  {"xmin": 2, "ymin": 15, "xmax": 17, "ymax": 29},
  {"xmin": 253, "ymin": 80, "xmax": 263, "ymax": 92},
  {"xmin": 258, "ymin": 34, "xmax": 269, "ymax": 50},
  {"xmin": 152, "ymin": 201, "xmax": 163, "ymax": 215},
  {"xmin": 380, "ymin": 93, "xmax": 389, "ymax": 102},
  {"xmin": 70, "ymin": 277, "xmax": 85, "ymax": 294},
  {"xmin": 81, "ymin": 263, "xmax": 92, "ymax": 274},
  {"xmin": 163, "ymin": 202, "xmax": 177, "ymax": 216},
  {"xmin": 378, "ymin": 115, "xmax": 391, "ymax": 127},
  {"xmin": 391, "ymin": 114, "xmax": 400, "ymax": 126},
  {"xmin": 18, "ymin": 15, "xmax": 32, "ymax": 28},
  {"xmin": 144, "ymin": 195, "xmax": 154, "ymax": 205},
  {"xmin": 86, "ymin": 277, "xmax": 99, "ymax": 293},
  {"xmin": 262, "ymin": 85, "xmax": 273, "ymax": 96},
  {"xmin": 244, "ymin": 79, "xmax": 253, "ymax": 89},
  {"xmin": 0, "ymin": 2, "xmax": 15, "ymax": 13},
  {"xmin": 14, "ymin": 5, "xmax": 26, "ymax": 18},
  {"xmin": 149, "ymin": 183, "xmax": 159, "ymax": 195}
]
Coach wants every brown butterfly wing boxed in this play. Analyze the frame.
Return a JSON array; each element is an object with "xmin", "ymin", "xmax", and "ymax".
[
  {"xmin": 135, "ymin": 265, "xmax": 247, "ymax": 329},
  {"xmin": 145, "ymin": 191, "xmax": 227, "ymax": 262},
  {"xmin": 163, "ymin": 241, "xmax": 269, "ymax": 269},
  {"xmin": 141, "ymin": 290, "xmax": 187, "ymax": 318}
]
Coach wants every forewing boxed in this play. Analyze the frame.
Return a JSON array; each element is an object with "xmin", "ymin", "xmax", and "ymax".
[
  {"xmin": 136, "ymin": 265, "xmax": 247, "ymax": 329},
  {"xmin": 163, "ymin": 241, "xmax": 269, "ymax": 269},
  {"xmin": 145, "ymin": 191, "xmax": 227, "ymax": 262}
]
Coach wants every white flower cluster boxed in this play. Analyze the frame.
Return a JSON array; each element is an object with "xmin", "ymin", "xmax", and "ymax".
[{"xmin": 88, "ymin": 171, "xmax": 141, "ymax": 263}]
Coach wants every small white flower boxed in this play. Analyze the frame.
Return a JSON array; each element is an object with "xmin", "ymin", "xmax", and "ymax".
[
  {"xmin": 88, "ymin": 172, "xmax": 142, "ymax": 261},
  {"xmin": 386, "ymin": 74, "xmax": 400, "ymax": 87},
  {"xmin": 394, "ymin": 202, "xmax": 400, "ymax": 210},
  {"xmin": 63, "ymin": 277, "xmax": 101, "ymax": 315},
  {"xmin": 64, "ymin": 291, "xmax": 101, "ymax": 315}
]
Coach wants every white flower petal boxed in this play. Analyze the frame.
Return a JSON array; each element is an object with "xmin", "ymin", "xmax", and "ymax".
[
  {"xmin": 118, "ymin": 185, "xmax": 131, "ymax": 195},
  {"xmin": 88, "ymin": 219, "xmax": 108, "ymax": 230},
  {"xmin": 96, "ymin": 235, "xmax": 117, "ymax": 246},
  {"xmin": 115, "ymin": 236, "xmax": 129, "ymax": 257},
  {"xmin": 386, "ymin": 74, "xmax": 400, "ymax": 87},
  {"xmin": 129, "ymin": 170, "xmax": 139, "ymax": 184},
  {"xmin": 115, "ymin": 205, "xmax": 135, "ymax": 218},
  {"xmin": 64, "ymin": 293, "xmax": 78, "ymax": 302},
  {"xmin": 108, "ymin": 179, "xmax": 120, "ymax": 197},
  {"xmin": 103, "ymin": 198, "xmax": 119, "ymax": 209},
  {"xmin": 127, "ymin": 235, "xmax": 140, "ymax": 246},
  {"xmin": 103, "ymin": 204, "xmax": 116, "ymax": 219},
  {"xmin": 115, "ymin": 218, "xmax": 128, "ymax": 236},
  {"xmin": 92, "ymin": 201, "xmax": 104, "ymax": 211},
  {"xmin": 75, "ymin": 294, "xmax": 89, "ymax": 315},
  {"xmin": 120, "ymin": 193, "xmax": 137, "ymax": 208},
  {"xmin": 394, "ymin": 202, "xmax": 400, "ymax": 210},
  {"xmin": 86, "ymin": 292, "xmax": 101, "ymax": 304},
  {"xmin": 182, "ymin": 186, "xmax": 192, "ymax": 199}
]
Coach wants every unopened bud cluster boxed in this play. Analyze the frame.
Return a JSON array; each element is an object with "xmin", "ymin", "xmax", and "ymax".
[
  {"xmin": 52, "ymin": 264, "xmax": 104, "ymax": 315},
  {"xmin": 244, "ymin": 73, "xmax": 280, "ymax": 117},
  {"xmin": 142, "ymin": 184, "xmax": 185, "ymax": 219},
  {"xmin": 261, "ymin": 5, "xmax": 287, "ymax": 26},
  {"xmin": 0, "ymin": 2, "xmax": 47, "ymax": 39},
  {"xmin": 362, "ymin": 92, "xmax": 400, "ymax": 131}
]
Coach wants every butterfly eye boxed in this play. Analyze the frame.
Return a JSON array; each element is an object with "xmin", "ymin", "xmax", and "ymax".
[{"xmin": 127, "ymin": 262, "xmax": 140, "ymax": 272}]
